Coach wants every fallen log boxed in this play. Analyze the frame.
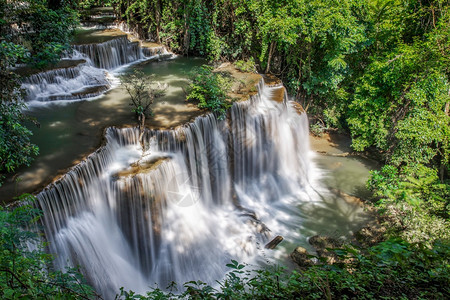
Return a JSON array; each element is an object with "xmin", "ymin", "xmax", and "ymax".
[{"xmin": 265, "ymin": 235, "xmax": 284, "ymax": 249}]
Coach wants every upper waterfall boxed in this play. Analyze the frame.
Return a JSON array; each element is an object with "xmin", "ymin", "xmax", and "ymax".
[
  {"xmin": 21, "ymin": 30, "xmax": 171, "ymax": 103},
  {"xmin": 73, "ymin": 37, "xmax": 143, "ymax": 70},
  {"xmin": 36, "ymin": 80, "xmax": 321, "ymax": 298}
]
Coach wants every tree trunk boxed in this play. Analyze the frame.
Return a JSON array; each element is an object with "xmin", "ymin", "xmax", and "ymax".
[
  {"xmin": 265, "ymin": 41, "xmax": 276, "ymax": 74},
  {"xmin": 183, "ymin": 4, "xmax": 190, "ymax": 55},
  {"xmin": 296, "ymin": 57, "xmax": 302, "ymax": 101},
  {"xmin": 155, "ymin": 0, "xmax": 162, "ymax": 43},
  {"xmin": 139, "ymin": 113, "xmax": 146, "ymax": 150},
  {"xmin": 441, "ymin": 97, "xmax": 449, "ymax": 182},
  {"xmin": 265, "ymin": 236, "xmax": 283, "ymax": 249}
]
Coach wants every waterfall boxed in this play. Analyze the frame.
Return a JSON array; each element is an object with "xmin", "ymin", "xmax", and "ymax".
[
  {"xmin": 73, "ymin": 37, "xmax": 143, "ymax": 70},
  {"xmin": 21, "ymin": 60, "xmax": 110, "ymax": 102},
  {"xmin": 22, "ymin": 35, "xmax": 171, "ymax": 103},
  {"xmin": 36, "ymin": 81, "xmax": 317, "ymax": 298}
]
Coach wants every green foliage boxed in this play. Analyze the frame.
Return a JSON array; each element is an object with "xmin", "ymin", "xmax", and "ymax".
[
  {"xmin": 1, "ymin": 0, "xmax": 79, "ymax": 68},
  {"xmin": 340, "ymin": 1, "xmax": 450, "ymax": 247},
  {"xmin": 186, "ymin": 65, "xmax": 232, "ymax": 119},
  {"xmin": 0, "ymin": 42, "xmax": 38, "ymax": 186},
  {"xmin": 0, "ymin": 1, "xmax": 79, "ymax": 185},
  {"xmin": 234, "ymin": 58, "xmax": 256, "ymax": 73},
  {"xmin": 121, "ymin": 69, "xmax": 167, "ymax": 146},
  {"xmin": 121, "ymin": 70, "xmax": 167, "ymax": 119},
  {"xmin": 0, "ymin": 0, "xmax": 445, "ymax": 296},
  {"xmin": 371, "ymin": 165, "xmax": 448, "ymax": 212},
  {"xmin": 0, "ymin": 1, "xmax": 80, "ymax": 184},
  {"xmin": 348, "ymin": 47, "xmax": 449, "ymax": 159},
  {"xmin": 119, "ymin": 240, "xmax": 449, "ymax": 299},
  {"xmin": 79, "ymin": 0, "xmax": 114, "ymax": 9},
  {"xmin": 0, "ymin": 42, "xmax": 29, "ymax": 68},
  {"xmin": 369, "ymin": 164, "xmax": 449, "ymax": 243},
  {"xmin": 187, "ymin": 0, "xmax": 211, "ymax": 56},
  {"xmin": 0, "ymin": 99, "xmax": 39, "ymax": 186},
  {"xmin": 310, "ymin": 123, "xmax": 325, "ymax": 137},
  {"xmin": 0, "ymin": 198, "xmax": 98, "ymax": 299}
]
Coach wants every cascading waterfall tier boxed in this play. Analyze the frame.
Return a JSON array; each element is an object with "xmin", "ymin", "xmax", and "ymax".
[
  {"xmin": 73, "ymin": 37, "xmax": 143, "ymax": 70},
  {"xmin": 36, "ymin": 80, "xmax": 317, "ymax": 298},
  {"xmin": 21, "ymin": 60, "xmax": 110, "ymax": 102},
  {"xmin": 21, "ymin": 34, "xmax": 170, "ymax": 103}
]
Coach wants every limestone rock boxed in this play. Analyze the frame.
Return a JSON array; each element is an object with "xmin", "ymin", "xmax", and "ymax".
[
  {"xmin": 309, "ymin": 235, "xmax": 343, "ymax": 249},
  {"xmin": 354, "ymin": 225, "xmax": 386, "ymax": 247},
  {"xmin": 290, "ymin": 246, "xmax": 314, "ymax": 268}
]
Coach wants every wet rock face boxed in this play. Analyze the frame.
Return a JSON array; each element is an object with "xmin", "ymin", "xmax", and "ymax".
[{"xmin": 290, "ymin": 246, "xmax": 314, "ymax": 268}]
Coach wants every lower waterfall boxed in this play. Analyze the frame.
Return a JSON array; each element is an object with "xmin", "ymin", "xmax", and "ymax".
[{"xmin": 36, "ymin": 81, "xmax": 320, "ymax": 297}]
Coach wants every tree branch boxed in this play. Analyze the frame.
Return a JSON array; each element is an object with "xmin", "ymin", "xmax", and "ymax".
[{"xmin": 0, "ymin": 267, "xmax": 29, "ymax": 289}]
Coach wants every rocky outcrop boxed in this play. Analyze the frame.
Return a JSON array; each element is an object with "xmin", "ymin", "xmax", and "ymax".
[
  {"xmin": 354, "ymin": 225, "xmax": 386, "ymax": 248},
  {"xmin": 112, "ymin": 157, "xmax": 169, "ymax": 179},
  {"xmin": 291, "ymin": 235, "xmax": 344, "ymax": 268},
  {"xmin": 290, "ymin": 246, "xmax": 314, "ymax": 268}
]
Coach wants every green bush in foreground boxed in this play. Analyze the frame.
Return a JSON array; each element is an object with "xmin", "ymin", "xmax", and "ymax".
[
  {"xmin": 119, "ymin": 240, "xmax": 449, "ymax": 299},
  {"xmin": 0, "ymin": 197, "xmax": 98, "ymax": 299}
]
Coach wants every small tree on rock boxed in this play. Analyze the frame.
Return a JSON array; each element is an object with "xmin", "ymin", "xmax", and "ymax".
[{"xmin": 121, "ymin": 70, "xmax": 167, "ymax": 148}]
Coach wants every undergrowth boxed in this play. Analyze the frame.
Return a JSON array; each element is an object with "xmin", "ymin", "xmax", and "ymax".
[{"xmin": 118, "ymin": 240, "xmax": 449, "ymax": 299}]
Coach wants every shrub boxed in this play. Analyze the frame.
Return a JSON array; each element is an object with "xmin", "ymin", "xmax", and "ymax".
[
  {"xmin": 186, "ymin": 65, "xmax": 232, "ymax": 119},
  {"xmin": 234, "ymin": 58, "xmax": 257, "ymax": 73},
  {"xmin": 118, "ymin": 239, "xmax": 449, "ymax": 299},
  {"xmin": 0, "ymin": 196, "xmax": 98, "ymax": 299}
]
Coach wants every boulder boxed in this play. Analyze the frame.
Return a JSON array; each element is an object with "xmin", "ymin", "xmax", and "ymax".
[
  {"xmin": 290, "ymin": 246, "xmax": 314, "ymax": 268},
  {"xmin": 309, "ymin": 235, "xmax": 343, "ymax": 249}
]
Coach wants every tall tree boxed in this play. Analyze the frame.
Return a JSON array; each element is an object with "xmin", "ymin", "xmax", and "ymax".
[
  {"xmin": 0, "ymin": 0, "xmax": 79, "ymax": 185},
  {"xmin": 0, "ymin": 42, "xmax": 38, "ymax": 186}
]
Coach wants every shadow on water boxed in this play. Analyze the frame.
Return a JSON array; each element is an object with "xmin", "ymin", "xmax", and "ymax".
[
  {"xmin": 280, "ymin": 132, "xmax": 381, "ymax": 252},
  {"xmin": 272, "ymin": 168, "xmax": 375, "ymax": 267},
  {"xmin": 297, "ymin": 188, "xmax": 372, "ymax": 242}
]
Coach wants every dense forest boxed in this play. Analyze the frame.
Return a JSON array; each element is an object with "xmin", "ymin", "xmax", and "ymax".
[{"xmin": 1, "ymin": 0, "xmax": 449, "ymax": 298}]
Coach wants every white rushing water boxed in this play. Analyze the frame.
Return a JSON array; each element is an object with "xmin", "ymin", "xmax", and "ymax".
[
  {"xmin": 22, "ymin": 59, "xmax": 111, "ymax": 102},
  {"xmin": 36, "ymin": 80, "xmax": 327, "ymax": 298},
  {"xmin": 21, "ymin": 34, "xmax": 171, "ymax": 104}
]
